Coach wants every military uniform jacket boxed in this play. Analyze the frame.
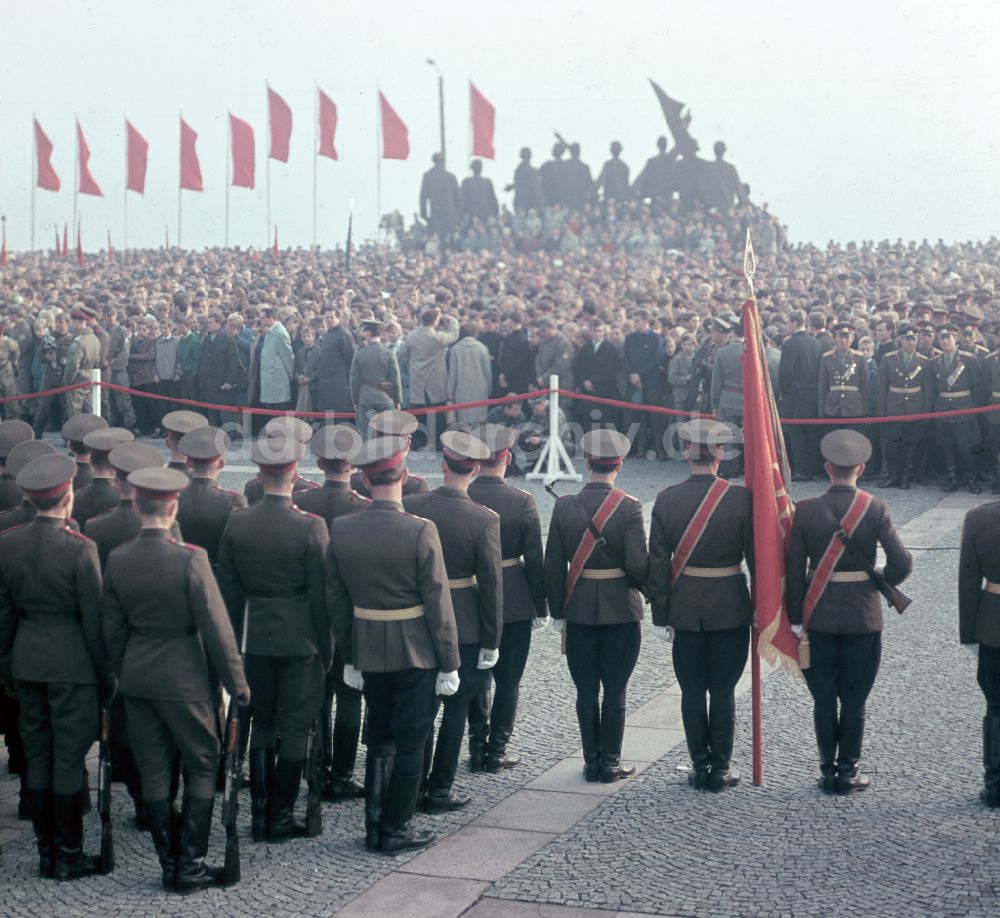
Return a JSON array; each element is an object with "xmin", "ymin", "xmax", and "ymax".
[
  {"xmin": 84, "ymin": 499, "xmax": 182, "ymax": 571},
  {"xmin": 786, "ymin": 485, "xmax": 912, "ymax": 634},
  {"xmin": 0, "ymin": 517, "xmax": 107, "ymax": 685},
  {"xmin": 176, "ymin": 478, "xmax": 248, "ymax": 567},
  {"xmin": 543, "ymin": 482, "xmax": 649, "ymax": 625},
  {"xmin": 818, "ymin": 349, "xmax": 868, "ymax": 418},
  {"xmin": 73, "ymin": 461, "xmax": 94, "ymax": 492},
  {"xmin": 244, "ymin": 472, "xmax": 319, "ymax": 506},
  {"xmin": 0, "ymin": 502, "xmax": 78, "ymax": 534},
  {"xmin": 103, "ymin": 529, "xmax": 249, "ymax": 702},
  {"xmin": 0, "ymin": 473, "xmax": 20, "ymax": 513},
  {"xmin": 71, "ymin": 477, "xmax": 120, "ymax": 530},
  {"xmin": 62, "ymin": 329, "xmax": 101, "ymax": 384},
  {"xmin": 403, "ymin": 486, "xmax": 502, "ymax": 649},
  {"xmin": 351, "ymin": 470, "xmax": 429, "ymax": 500},
  {"xmin": 217, "ymin": 494, "xmax": 331, "ymax": 664},
  {"xmin": 350, "ymin": 341, "xmax": 402, "ymax": 409},
  {"xmin": 984, "ymin": 352, "xmax": 1000, "ymax": 426},
  {"xmin": 929, "ymin": 351, "xmax": 984, "ymax": 420},
  {"xmin": 875, "ymin": 351, "xmax": 932, "ymax": 417},
  {"xmin": 959, "ymin": 500, "xmax": 1000, "ymax": 647},
  {"xmin": 294, "ymin": 479, "xmax": 369, "ymax": 530},
  {"xmin": 468, "ymin": 475, "xmax": 547, "ymax": 623},
  {"xmin": 647, "ymin": 475, "xmax": 753, "ymax": 631},
  {"xmin": 326, "ymin": 499, "xmax": 461, "ymax": 674},
  {"xmin": 710, "ymin": 340, "xmax": 744, "ymax": 421}
]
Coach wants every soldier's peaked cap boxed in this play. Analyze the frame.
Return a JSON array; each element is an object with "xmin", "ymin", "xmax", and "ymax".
[
  {"xmin": 16, "ymin": 453, "xmax": 76, "ymax": 498},
  {"xmin": 109, "ymin": 442, "xmax": 165, "ymax": 474},
  {"xmin": 162, "ymin": 410, "xmax": 209, "ymax": 436},
  {"xmin": 678, "ymin": 418, "xmax": 736, "ymax": 447},
  {"xmin": 441, "ymin": 430, "xmax": 490, "ymax": 468},
  {"xmin": 310, "ymin": 424, "xmax": 363, "ymax": 462},
  {"xmin": 6, "ymin": 439, "xmax": 56, "ymax": 477},
  {"xmin": 262, "ymin": 416, "xmax": 313, "ymax": 444},
  {"xmin": 581, "ymin": 429, "xmax": 631, "ymax": 465},
  {"xmin": 128, "ymin": 467, "xmax": 190, "ymax": 501},
  {"xmin": 61, "ymin": 414, "xmax": 108, "ymax": 444},
  {"xmin": 179, "ymin": 426, "xmax": 230, "ymax": 461},
  {"xmin": 369, "ymin": 410, "xmax": 418, "ymax": 438},
  {"xmin": 474, "ymin": 423, "xmax": 517, "ymax": 456},
  {"xmin": 83, "ymin": 427, "xmax": 134, "ymax": 454},
  {"xmin": 820, "ymin": 429, "xmax": 872, "ymax": 466},
  {"xmin": 831, "ymin": 321, "xmax": 854, "ymax": 335},
  {"xmin": 353, "ymin": 435, "xmax": 407, "ymax": 475},
  {"xmin": 0, "ymin": 419, "xmax": 34, "ymax": 458},
  {"xmin": 251, "ymin": 434, "xmax": 305, "ymax": 469}
]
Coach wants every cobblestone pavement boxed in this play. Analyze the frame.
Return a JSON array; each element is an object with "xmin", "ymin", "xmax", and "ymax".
[{"xmin": 0, "ymin": 445, "xmax": 969, "ymax": 915}]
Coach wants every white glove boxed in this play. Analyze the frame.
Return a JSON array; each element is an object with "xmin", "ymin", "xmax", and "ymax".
[
  {"xmin": 964, "ymin": 643, "xmax": 980, "ymax": 659},
  {"xmin": 342, "ymin": 664, "xmax": 364, "ymax": 691},
  {"xmin": 532, "ymin": 615, "xmax": 550, "ymax": 632},
  {"xmin": 791, "ymin": 624, "xmax": 804, "ymax": 638},
  {"xmin": 550, "ymin": 618, "xmax": 564, "ymax": 634},
  {"xmin": 654, "ymin": 625, "xmax": 674, "ymax": 643},
  {"xmin": 477, "ymin": 647, "xmax": 499, "ymax": 670},
  {"xmin": 436, "ymin": 670, "xmax": 460, "ymax": 696}
]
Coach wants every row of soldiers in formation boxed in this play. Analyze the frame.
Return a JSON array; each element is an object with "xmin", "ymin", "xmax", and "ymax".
[{"xmin": 0, "ymin": 406, "xmax": 998, "ymax": 894}]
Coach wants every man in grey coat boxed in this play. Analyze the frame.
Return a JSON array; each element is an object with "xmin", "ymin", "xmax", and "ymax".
[
  {"xmin": 398, "ymin": 307, "xmax": 459, "ymax": 451},
  {"xmin": 350, "ymin": 320, "xmax": 402, "ymax": 438},
  {"xmin": 258, "ymin": 307, "xmax": 294, "ymax": 412},
  {"xmin": 447, "ymin": 325, "xmax": 492, "ymax": 424}
]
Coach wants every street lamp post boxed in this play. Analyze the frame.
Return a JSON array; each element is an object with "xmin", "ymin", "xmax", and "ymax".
[{"xmin": 426, "ymin": 58, "xmax": 445, "ymax": 164}]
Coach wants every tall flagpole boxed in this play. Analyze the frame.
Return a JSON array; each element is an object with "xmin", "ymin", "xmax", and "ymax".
[
  {"xmin": 30, "ymin": 115, "xmax": 36, "ymax": 251},
  {"xmin": 312, "ymin": 82, "xmax": 318, "ymax": 249},
  {"xmin": 177, "ymin": 112, "xmax": 183, "ymax": 249},
  {"xmin": 376, "ymin": 86, "xmax": 382, "ymax": 236},
  {"xmin": 266, "ymin": 82, "xmax": 271, "ymax": 250},
  {"xmin": 225, "ymin": 113, "xmax": 231, "ymax": 247},
  {"xmin": 73, "ymin": 119, "xmax": 79, "ymax": 240},
  {"xmin": 123, "ymin": 115, "xmax": 128, "ymax": 250}
]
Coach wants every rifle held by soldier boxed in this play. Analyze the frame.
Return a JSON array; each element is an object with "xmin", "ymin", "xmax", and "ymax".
[
  {"xmin": 304, "ymin": 718, "xmax": 323, "ymax": 837},
  {"xmin": 221, "ymin": 697, "xmax": 241, "ymax": 887},
  {"xmin": 97, "ymin": 700, "xmax": 114, "ymax": 874}
]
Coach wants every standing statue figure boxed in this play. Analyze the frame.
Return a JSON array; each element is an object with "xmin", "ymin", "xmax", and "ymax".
[
  {"xmin": 563, "ymin": 142, "xmax": 593, "ymax": 211},
  {"xmin": 508, "ymin": 147, "xmax": 544, "ymax": 214},
  {"xmin": 593, "ymin": 142, "xmax": 630, "ymax": 203},
  {"xmin": 460, "ymin": 160, "xmax": 499, "ymax": 223},
  {"xmin": 632, "ymin": 136, "xmax": 678, "ymax": 203},
  {"xmin": 700, "ymin": 141, "xmax": 749, "ymax": 212},
  {"xmin": 419, "ymin": 153, "xmax": 461, "ymax": 240},
  {"xmin": 539, "ymin": 142, "xmax": 568, "ymax": 208}
]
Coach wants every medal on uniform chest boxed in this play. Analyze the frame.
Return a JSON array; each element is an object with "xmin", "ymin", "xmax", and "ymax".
[{"xmin": 946, "ymin": 360, "xmax": 965, "ymax": 388}]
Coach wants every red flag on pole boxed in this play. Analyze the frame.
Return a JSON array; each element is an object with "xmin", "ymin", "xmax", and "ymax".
[
  {"xmin": 34, "ymin": 119, "xmax": 60, "ymax": 191},
  {"xmin": 230, "ymin": 114, "xmax": 255, "ymax": 188},
  {"xmin": 470, "ymin": 83, "xmax": 496, "ymax": 159},
  {"xmin": 77, "ymin": 121, "xmax": 103, "ymax": 196},
  {"xmin": 54, "ymin": 226, "xmax": 60, "ymax": 255},
  {"xmin": 107, "ymin": 230, "xmax": 113, "ymax": 260},
  {"xmin": 179, "ymin": 119, "xmax": 204, "ymax": 192},
  {"xmin": 268, "ymin": 87, "xmax": 292, "ymax": 162},
  {"xmin": 62, "ymin": 223, "xmax": 68, "ymax": 257},
  {"xmin": 76, "ymin": 221, "xmax": 84, "ymax": 266},
  {"xmin": 378, "ymin": 92, "xmax": 409, "ymax": 160},
  {"xmin": 318, "ymin": 89, "xmax": 338, "ymax": 160},
  {"xmin": 126, "ymin": 120, "xmax": 148, "ymax": 193}
]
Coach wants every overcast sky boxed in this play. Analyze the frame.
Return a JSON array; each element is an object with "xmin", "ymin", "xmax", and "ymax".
[{"xmin": 1, "ymin": 0, "xmax": 997, "ymax": 252}]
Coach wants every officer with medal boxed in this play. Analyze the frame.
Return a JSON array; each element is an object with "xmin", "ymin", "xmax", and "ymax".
[
  {"xmin": 544, "ymin": 429, "xmax": 649, "ymax": 783},
  {"xmin": 326, "ymin": 435, "xmax": 461, "ymax": 853},
  {"xmin": 162, "ymin": 409, "xmax": 210, "ymax": 476},
  {"xmin": 216, "ymin": 433, "xmax": 330, "ymax": 843},
  {"xmin": 0, "ymin": 453, "xmax": 111, "ymax": 880},
  {"xmin": 350, "ymin": 409, "xmax": 430, "ymax": 498},
  {"xmin": 466, "ymin": 424, "xmax": 548, "ymax": 773},
  {"xmin": 243, "ymin": 416, "xmax": 320, "ymax": 506},
  {"xmin": 818, "ymin": 322, "xmax": 869, "ymax": 432},
  {"xmin": 404, "ymin": 430, "xmax": 502, "ymax": 813},
  {"xmin": 72, "ymin": 427, "xmax": 133, "ymax": 529},
  {"xmin": 787, "ymin": 430, "xmax": 912, "ymax": 793},
  {"xmin": 103, "ymin": 467, "xmax": 250, "ymax": 892},
  {"xmin": 648, "ymin": 419, "xmax": 753, "ymax": 790},
  {"xmin": 295, "ymin": 424, "xmax": 369, "ymax": 801}
]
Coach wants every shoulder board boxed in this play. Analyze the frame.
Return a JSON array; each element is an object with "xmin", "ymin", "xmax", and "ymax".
[
  {"xmin": 230, "ymin": 504, "xmax": 251, "ymax": 514},
  {"xmin": 62, "ymin": 525, "xmax": 93, "ymax": 543},
  {"xmin": 619, "ymin": 490, "xmax": 641, "ymax": 505},
  {"xmin": 822, "ymin": 349, "xmax": 835, "ymax": 357},
  {"xmin": 293, "ymin": 506, "xmax": 324, "ymax": 522},
  {"xmin": 884, "ymin": 350, "xmax": 899, "ymax": 359},
  {"xmin": 849, "ymin": 348, "xmax": 863, "ymax": 356},
  {"xmin": 958, "ymin": 349, "xmax": 977, "ymax": 358},
  {"xmin": 987, "ymin": 350, "xmax": 1000, "ymax": 360},
  {"xmin": 167, "ymin": 537, "xmax": 200, "ymax": 553},
  {"xmin": 0, "ymin": 522, "xmax": 30, "ymax": 537}
]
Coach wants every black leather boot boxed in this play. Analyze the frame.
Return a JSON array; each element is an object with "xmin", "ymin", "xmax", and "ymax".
[
  {"xmin": 599, "ymin": 706, "xmax": 635, "ymax": 783},
  {"xmin": 981, "ymin": 715, "xmax": 1000, "ymax": 807},
  {"xmin": 814, "ymin": 709, "xmax": 838, "ymax": 793},
  {"xmin": 145, "ymin": 798, "xmax": 179, "ymax": 889},
  {"xmin": 174, "ymin": 796, "xmax": 223, "ymax": 893},
  {"xmin": 963, "ymin": 459, "xmax": 982, "ymax": 495},
  {"xmin": 467, "ymin": 687, "xmax": 491, "ymax": 773},
  {"xmin": 681, "ymin": 709, "xmax": 711, "ymax": 789},
  {"xmin": 248, "ymin": 748, "xmax": 273, "ymax": 842},
  {"xmin": 423, "ymin": 732, "xmax": 471, "ymax": 812},
  {"xmin": 835, "ymin": 716, "xmax": 871, "ymax": 793},
  {"xmin": 484, "ymin": 702, "xmax": 522, "ymax": 772},
  {"xmin": 320, "ymin": 689, "xmax": 335, "ymax": 800},
  {"xmin": 364, "ymin": 753, "xmax": 393, "ymax": 851},
  {"xmin": 576, "ymin": 702, "xmax": 601, "ymax": 782},
  {"xmin": 381, "ymin": 772, "xmax": 433, "ymax": 854},
  {"xmin": 52, "ymin": 792, "xmax": 98, "ymax": 881},
  {"xmin": 28, "ymin": 788, "xmax": 54, "ymax": 878},
  {"xmin": 708, "ymin": 709, "xmax": 740, "ymax": 791},
  {"xmin": 267, "ymin": 758, "xmax": 306, "ymax": 842},
  {"xmin": 19, "ymin": 773, "xmax": 31, "ymax": 821},
  {"xmin": 326, "ymin": 723, "xmax": 364, "ymax": 799}
]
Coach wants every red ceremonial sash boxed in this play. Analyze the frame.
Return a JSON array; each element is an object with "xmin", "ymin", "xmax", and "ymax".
[
  {"xmin": 670, "ymin": 478, "xmax": 731, "ymax": 586},
  {"xmin": 801, "ymin": 490, "xmax": 873, "ymax": 629},
  {"xmin": 564, "ymin": 488, "xmax": 628, "ymax": 610}
]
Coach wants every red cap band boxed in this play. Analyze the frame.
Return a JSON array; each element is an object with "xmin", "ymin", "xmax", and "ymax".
[
  {"xmin": 443, "ymin": 448, "xmax": 480, "ymax": 469},
  {"xmin": 359, "ymin": 450, "xmax": 405, "ymax": 476},
  {"xmin": 134, "ymin": 487, "xmax": 180, "ymax": 501},
  {"xmin": 24, "ymin": 480, "xmax": 73, "ymax": 501},
  {"xmin": 256, "ymin": 461, "xmax": 298, "ymax": 473},
  {"xmin": 584, "ymin": 451, "xmax": 622, "ymax": 468}
]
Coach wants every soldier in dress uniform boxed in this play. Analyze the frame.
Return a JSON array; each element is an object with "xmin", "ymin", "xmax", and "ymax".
[
  {"xmin": 958, "ymin": 489, "xmax": 1000, "ymax": 806},
  {"xmin": 325, "ymin": 435, "xmax": 461, "ymax": 853},
  {"xmin": 818, "ymin": 322, "xmax": 869, "ymax": 433},
  {"xmin": 544, "ymin": 429, "xmax": 649, "ymax": 783},
  {"xmin": 466, "ymin": 425, "xmax": 547, "ymax": 773},
  {"xmin": 916, "ymin": 322, "xmax": 940, "ymax": 359},
  {"xmin": 103, "ymin": 467, "xmax": 250, "ymax": 892},
  {"xmin": 648, "ymin": 419, "xmax": 753, "ymax": 790},
  {"xmin": 162, "ymin": 410, "xmax": 209, "ymax": 476},
  {"xmin": 62, "ymin": 413, "xmax": 109, "ymax": 492},
  {"xmin": 350, "ymin": 319, "xmax": 402, "ymax": 439},
  {"xmin": 175, "ymin": 427, "xmax": 247, "ymax": 568},
  {"xmin": 875, "ymin": 324, "xmax": 932, "ymax": 489},
  {"xmin": 350, "ymin": 409, "xmax": 430, "ymax": 498},
  {"xmin": 295, "ymin": 424, "xmax": 368, "ymax": 801},
  {"xmin": 217, "ymin": 434, "xmax": 331, "ymax": 843},
  {"xmin": 404, "ymin": 431, "xmax": 502, "ymax": 812},
  {"xmin": 981, "ymin": 329, "xmax": 1000, "ymax": 494},
  {"xmin": 0, "ymin": 454, "xmax": 111, "ymax": 880},
  {"xmin": 710, "ymin": 316, "xmax": 745, "ymax": 478},
  {"xmin": 787, "ymin": 430, "xmax": 912, "ymax": 793},
  {"xmin": 71, "ymin": 428, "xmax": 132, "ymax": 529},
  {"xmin": 930, "ymin": 323, "xmax": 985, "ymax": 493},
  {"xmin": 0, "ymin": 419, "xmax": 34, "ymax": 510},
  {"xmin": 62, "ymin": 309, "xmax": 102, "ymax": 419},
  {"xmin": 0, "ymin": 440, "xmax": 57, "ymax": 533},
  {"xmin": 243, "ymin": 415, "xmax": 320, "ymax": 505}
]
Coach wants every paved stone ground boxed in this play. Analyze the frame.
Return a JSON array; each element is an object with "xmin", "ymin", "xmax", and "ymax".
[{"xmin": 0, "ymin": 443, "xmax": 978, "ymax": 916}]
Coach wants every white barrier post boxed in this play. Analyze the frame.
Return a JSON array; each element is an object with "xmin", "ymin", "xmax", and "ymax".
[
  {"xmin": 527, "ymin": 374, "xmax": 582, "ymax": 483},
  {"xmin": 91, "ymin": 369, "xmax": 102, "ymax": 419}
]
